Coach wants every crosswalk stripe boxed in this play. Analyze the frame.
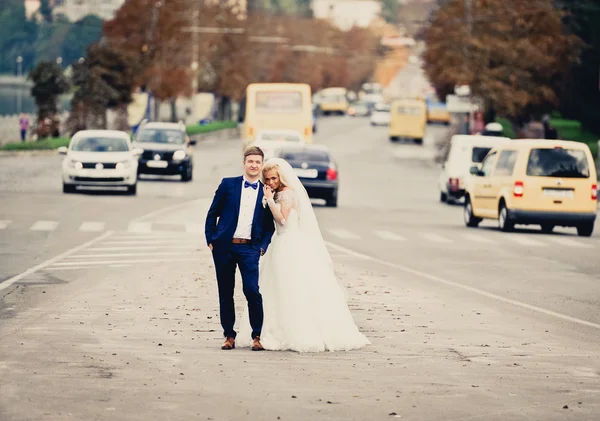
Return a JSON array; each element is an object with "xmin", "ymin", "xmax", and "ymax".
[
  {"xmin": 419, "ymin": 232, "xmax": 453, "ymax": 243},
  {"xmin": 0, "ymin": 220, "xmax": 11, "ymax": 229},
  {"xmin": 505, "ymin": 235, "xmax": 547, "ymax": 246},
  {"xmin": 461, "ymin": 232, "xmax": 497, "ymax": 244},
  {"xmin": 374, "ymin": 230, "xmax": 406, "ymax": 241},
  {"xmin": 30, "ymin": 220, "xmax": 58, "ymax": 231},
  {"xmin": 328, "ymin": 228, "xmax": 361, "ymax": 239},
  {"xmin": 185, "ymin": 223, "xmax": 204, "ymax": 233},
  {"xmin": 86, "ymin": 245, "xmax": 199, "ymax": 252},
  {"xmin": 546, "ymin": 236, "xmax": 592, "ymax": 248},
  {"xmin": 100, "ymin": 240, "xmax": 202, "ymax": 246},
  {"xmin": 49, "ymin": 257, "xmax": 198, "ymax": 267},
  {"xmin": 79, "ymin": 221, "xmax": 105, "ymax": 232},
  {"xmin": 127, "ymin": 222, "xmax": 152, "ymax": 233}
]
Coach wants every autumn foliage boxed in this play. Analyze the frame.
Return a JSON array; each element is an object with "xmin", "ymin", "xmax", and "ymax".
[
  {"xmin": 102, "ymin": 0, "xmax": 382, "ymax": 102},
  {"xmin": 422, "ymin": 0, "xmax": 581, "ymax": 120}
]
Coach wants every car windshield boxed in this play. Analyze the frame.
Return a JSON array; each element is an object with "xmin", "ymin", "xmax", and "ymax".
[
  {"xmin": 279, "ymin": 150, "xmax": 330, "ymax": 162},
  {"xmin": 526, "ymin": 148, "xmax": 590, "ymax": 178},
  {"xmin": 137, "ymin": 128, "xmax": 185, "ymax": 144},
  {"xmin": 258, "ymin": 132, "xmax": 302, "ymax": 142},
  {"xmin": 375, "ymin": 104, "xmax": 390, "ymax": 112},
  {"xmin": 72, "ymin": 137, "xmax": 129, "ymax": 152},
  {"xmin": 471, "ymin": 147, "xmax": 492, "ymax": 163}
]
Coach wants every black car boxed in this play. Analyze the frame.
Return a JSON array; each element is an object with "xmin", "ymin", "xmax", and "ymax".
[
  {"xmin": 133, "ymin": 121, "xmax": 195, "ymax": 182},
  {"xmin": 276, "ymin": 145, "xmax": 338, "ymax": 207}
]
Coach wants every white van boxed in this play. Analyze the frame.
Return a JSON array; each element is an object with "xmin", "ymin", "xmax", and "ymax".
[{"xmin": 438, "ymin": 134, "xmax": 511, "ymax": 202}]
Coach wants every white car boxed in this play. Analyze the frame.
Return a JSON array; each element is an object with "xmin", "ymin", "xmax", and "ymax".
[
  {"xmin": 438, "ymin": 134, "xmax": 511, "ymax": 203},
  {"xmin": 370, "ymin": 103, "xmax": 391, "ymax": 126},
  {"xmin": 252, "ymin": 129, "xmax": 306, "ymax": 161},
  {"xmin": 59, "ymin": 130, "xmax": 140, "ymax": 195}
]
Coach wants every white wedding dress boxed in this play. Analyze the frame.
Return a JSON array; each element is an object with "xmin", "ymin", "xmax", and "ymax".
[{"xmin": 237, "ymin": 180, "xmax": 370, "ymax": 352}]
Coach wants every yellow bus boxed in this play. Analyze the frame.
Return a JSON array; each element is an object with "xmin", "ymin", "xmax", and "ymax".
[
  {"xmin": 316, "ymin": 87, "xmax": 349, "ymax": 115},
  {"xmin": 389, "ymin": 98, "xmax": 427, "ymax": 144},
  {"xmin": 240, "ymin": 83, "xmax": 313, "ymax": 149}
]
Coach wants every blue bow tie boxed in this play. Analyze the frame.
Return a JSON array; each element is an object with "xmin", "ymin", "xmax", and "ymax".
[{"xmin": 244, "ymin": 180, "xmax": 258, "ymax": 190}]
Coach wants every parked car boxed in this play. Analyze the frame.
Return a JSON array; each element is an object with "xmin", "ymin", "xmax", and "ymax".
[
  {"xmin": 133, "ymin": 120, "xmax": 195, "ymax": 182},
  {"xmin": 59, "ymin": 130, "xmax": 139, "ymax": 194},
  {"xmin": 464, "ymin": 139, "xmax": 597, "ymax": 236},
  {"xmin": 253, "ymin": 129, "xmax": 306, "ymax": 161},
  {"xmin": 275, "ymin": 144, "xmax": 339, "ymax": 207},
  {"xmin": 347, "ymin": 102, "xmax": 370, "ymax": 117},
  {"xmin": 438, "ymin": 134, "xmax": 511, "ymax": 203}
]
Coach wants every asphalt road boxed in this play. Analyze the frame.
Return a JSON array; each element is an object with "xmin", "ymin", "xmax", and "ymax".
[{"xmin": 1, "ymin": 112, "xmax": 599, "ymax": 420}]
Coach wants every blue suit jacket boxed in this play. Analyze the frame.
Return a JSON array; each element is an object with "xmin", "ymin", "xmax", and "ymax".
[{"xmin": 205, "ymin": 176, "xmax": 275, "ymax": 252}]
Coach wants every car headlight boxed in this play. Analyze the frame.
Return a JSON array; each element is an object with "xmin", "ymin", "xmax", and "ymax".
[
  {"xmin": 116, "ymin": 160, "xmax": 133, "ymax": 170},
  {"xmin": 69, "ymin": 159, "xmax": 83, "ymax": 169},
  {"xmin": 173, "ymin": 150, "xmax": 186, "ymax": 160}
]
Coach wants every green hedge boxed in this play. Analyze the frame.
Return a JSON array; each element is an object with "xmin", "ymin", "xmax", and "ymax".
[
  {"xmin": 550, "ymin": 117, "xmax": 598, "ymax": 157},
  {"xmin": 186, "ymin": 121, "xmax": 237, "ymax": 136},
  {"xmin": 0, "ymin": 137, "xmax": 70, "ymax": 151},
  {"xmin": 496, "ymin": 117, "xmax": 516, "ymax": 139}
]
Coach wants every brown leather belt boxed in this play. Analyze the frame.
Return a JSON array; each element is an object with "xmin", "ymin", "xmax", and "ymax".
[{"xmin": 232, "ymin": 238, "xmax": 251, "ymax": 244}]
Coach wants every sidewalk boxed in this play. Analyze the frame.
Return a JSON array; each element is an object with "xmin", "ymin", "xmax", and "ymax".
[{"xmin": 1, "ymin": 239, "xmax": 599, "ymax": 420}]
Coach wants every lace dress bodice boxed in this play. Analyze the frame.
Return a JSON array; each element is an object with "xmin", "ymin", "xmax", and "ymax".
[{"xmin": 274, "ymin": 189, "xmax": 299, "ymax": 234}]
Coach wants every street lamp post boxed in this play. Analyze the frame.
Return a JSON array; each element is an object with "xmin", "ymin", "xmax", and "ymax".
[{"xmin": 16, "ymin": 56, "xmax": 23, "ymax": 114}]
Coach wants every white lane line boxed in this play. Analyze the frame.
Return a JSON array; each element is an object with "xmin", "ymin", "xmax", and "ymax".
[
  {"xmin": 374, "ymin": 230, "xmax": 406, "ymax": 241},
  {"xmin": 110, "ymin": 234, "xmax": 194, "ymax": 240},
  {"xmin": 0, "ymin": 220, "xmax": 12, "ymax": 229},
  {"xmin": 49, "ymin": 258, "xmax": 199, "ymax": 267},
  {"xmin": 30, "ymin": 220, "xmax": 58, "ymax": 231},
  {"xmin": 66, "ymin": 251, "xmax": 198, "ymax": 259},
  {"xmin": 185, "ymin": 224, "xmax": 204, "ymax": 233},
  {"xmin": 0, "ymin": 231, "xmax": 113, "ymax": 293},
  {"xmin": 325, "ymin": 241, "xmax": 600, "ymax": 330},
  {"xmin": 127, "ymin": 222, "xmax": 152, "ymax": 233},
  {"xmin": 420, "ymin": 232, "xmax": 453, "ymax": 243},
  {"xmin": 546, "ymin": 237, "xmax": 593, "ymax": 248},
  {"xmin": 461, "ymin": 232, "xmax": 497, "ymax": 244},
  {"xmin": 100, "ymin": 240, "xmax": 202, "ymax": 246},
  {"xmin": 79, "ymin": 221, "xmax": 105, "ymax": 232},
  {"xmin": 505, "ymin": 235, "xmax": 547, "ymax": 247},
  {"xmin": 86, "ymin": 245, "xmax": 200, "ymax": 252},
  {"xmin": 328, "ymin": 228, "xmax": 361, "ymax": 239},
  {"xmin": 44, "ymin": 266, "xmax": 90, "ymax": 271}
]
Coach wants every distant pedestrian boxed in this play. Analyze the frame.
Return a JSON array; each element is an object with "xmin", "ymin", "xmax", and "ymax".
[{"xmin": 19, "ymin": 113, "xmax": 29, "ymax": 142}]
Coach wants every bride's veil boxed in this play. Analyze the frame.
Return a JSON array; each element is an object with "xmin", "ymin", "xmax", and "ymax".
[{"xmin": 264, "ymin": 157, "xmax": 334, "ymax": 268}]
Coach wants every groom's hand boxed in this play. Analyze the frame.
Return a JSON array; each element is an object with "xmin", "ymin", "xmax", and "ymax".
[
  {"xmin": 208, "ymin": 243, "xmax": 213, "ymax": 251},
  {"xmin": 260, "ymin": 248, "xmax": 265, "ymax": 256}
]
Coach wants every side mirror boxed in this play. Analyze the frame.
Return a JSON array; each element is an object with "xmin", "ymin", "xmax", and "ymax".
[
  {"xmin": 57, "ymin": 146, "xmax": 68, "ymax": 155},
  {"xmin": 188, "ymin": 137, "xmax": 197, "ymax": 146},
  {"xmin": 132, "ymin": 148, "xmax": 143, "ymax": 157},
  {"xmin": 469, "ymin": 165, "xmax": 481, "ymax": 176}
]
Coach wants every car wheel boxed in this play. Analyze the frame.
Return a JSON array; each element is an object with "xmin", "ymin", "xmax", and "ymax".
[
  {"xmin": 464, "ymin": 196, "xmax": 481, "ymax": 227},
  {"xmin": 440, "ymin": 191, "xmax": 447, "ymax": 203},
  {"xmin": 498, "ymin": 202, "xmax": 514, "ymax": 232},
  {"xmin": 577, "ymin": 221, "xmax": 594, "ymax": 237},
  {"xmin": 181, "ymin": 165, "xmax": 192, "ymax": 182},
  {"xmin": 414, "ymin": 138, "xmax": 423, "ymax": 145},
  {"xmin": 63, "ymin": 183, "xmax": 76, "ymax": 194},
  {"xmin": 541, "ymin": 224, "xmax": 554, "ymax": 234},
  {"xmin": 127, "ymin": 183, "xmax": 137, "ymax": 195},
  {"xmin": 390, "ymin": 136, "xmax": 398, "ymax": 142}
]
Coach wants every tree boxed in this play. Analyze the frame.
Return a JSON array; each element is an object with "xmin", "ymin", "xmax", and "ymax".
[
  {"xmin": 61, "ymin": 15, "xmax": 104, "ymax": 66},
  {"xmin": 0, "ymin": 0, "xmax": 38, "ymax": 73},
  {"xmin": 423, "ymin": 0, "xmax": 581, "ymax": 121},
  {"xmin": 28, "ymin": 61, "xmax": 70, "ymax": 125},
  {"xmin": 39, "ymin": 0, "xmax": 53, "ymax": 23}
]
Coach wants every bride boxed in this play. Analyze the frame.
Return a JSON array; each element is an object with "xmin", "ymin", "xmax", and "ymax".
[{"xmin": 237, "ymin": 157, "xmax": 370, "ymax": 352}]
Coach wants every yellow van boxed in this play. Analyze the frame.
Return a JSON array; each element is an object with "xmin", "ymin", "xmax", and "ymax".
[
  {"xmin": 389, "ymin": 98, "xmax": 427, "ymax": 144},
  {"xmin": 317, "ymin": 87, "xmax": 349, "ymax": 115},
  {"xmin": 464, "ymin": 139, "xmax": 598, "ymax": 236},
  {"xmin": 240, "ymin": 83, "xmax": 313, "ymax": 149}
]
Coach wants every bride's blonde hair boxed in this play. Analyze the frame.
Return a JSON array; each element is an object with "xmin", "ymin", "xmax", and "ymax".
[{"xmin": 261, "ymin": 161, "xmax": 289, "ymax": 188}]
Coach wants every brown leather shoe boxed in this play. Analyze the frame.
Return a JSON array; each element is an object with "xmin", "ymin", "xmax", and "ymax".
[
  {"xmin": 251, "ymin": 336, "xmax": 264, "ymax": 351},
  {"xmin": 221, "ymin": 336, "xmax": 235, "ymax": 350}
]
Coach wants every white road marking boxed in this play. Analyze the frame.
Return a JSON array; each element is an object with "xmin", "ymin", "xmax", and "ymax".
[
  {"xmin": 66, "ymin": 251, "xmax": 197, "ymax": 259},
  {"xmin": 328, "ymin": 228, "xmax": 361, "ymax": 240},
  {"xmin": 0, "ymin": 231, "xmax": 113, "ymax": 293},
  {"xmin": 100, "ymin": 240, "xmax": 202, "ymax": 246},
  {"xmin": 86, "ymin": 245, "xmax": 199, "ymax": 252},
  {"xmin": 325, "ymin": 241, "xmax": 600, "ymax": 330},
  {"xmin": 185, "ymin": 223, "xmax": 204, "ymax": 233},
  {"xmin": 505, "ymin": 235, "xmax": 547, "ymax": 247},
  {"xmin": 546, "ymin": 236, "xmax": 593, "ymax": 248},
  {"xmin": 79, "ymin": 221, "xmax": 105, "ymax": 232},
  {"xmin": 44, "ymin": 266, "xmax": 90, "ymax": 271},
  {"xmin": 30, "ymin": 220, "xmax": 58, "ymax": 231},
  {"xmin": 49, "ymin": 257, "xmax": 199, "ymax": 267},
  {"xmin": 374, "ymin": 230, "xmax": 406, "ymax": 241},
  {"xmin": 0, "ymin": 220, "xmax": 11, "ymax": 229},
  {"xmin": 461, "ymin": 232, "xmax": 497, "ymax": 244},
  {"xmin": 127, "ymin": 222, "xmax": 152, "ymax": 233},
  {"xmin": 420, "ymin": 232, "xmax": 453, "ymax": 243}
]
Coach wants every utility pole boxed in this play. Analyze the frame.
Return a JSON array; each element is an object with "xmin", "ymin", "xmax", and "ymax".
[{"xmin": 465, "ymin": 0, "xmax": 473, "ymax": 35}]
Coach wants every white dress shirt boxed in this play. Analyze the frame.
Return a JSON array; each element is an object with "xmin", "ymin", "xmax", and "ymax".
[{"xmin": 233, "ymin": 177, "xmax": 260, "ymax": 240}]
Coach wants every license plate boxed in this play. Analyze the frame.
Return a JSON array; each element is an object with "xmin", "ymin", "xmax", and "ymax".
[
  {"xmin": 294, "ymin": 168, "xmax": 318, "ymax": 179},
  {"xmin": 543, "ymin": 188, "xmax": 574, "ymax": 198},
  {"xmin": 147, "ymin": 161, "xmax": 168, "ymax": 168}
]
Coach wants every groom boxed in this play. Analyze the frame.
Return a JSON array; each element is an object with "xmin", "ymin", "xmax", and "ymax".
[{"xmin": 205, "ymin": 146, "xmax": 275, "ymax": 351}]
